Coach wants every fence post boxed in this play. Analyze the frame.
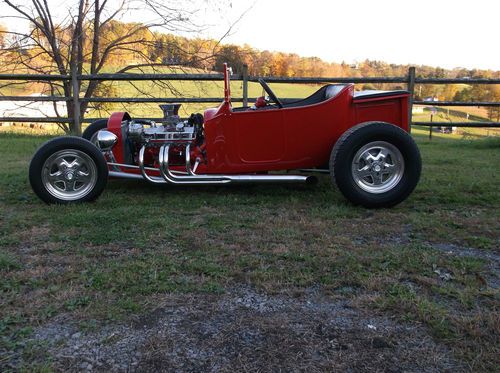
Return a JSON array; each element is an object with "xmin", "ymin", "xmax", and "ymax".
[
  {"xmin": 429, "ymin": 114, "xmax": 433, "ymax": 140},
  {"xmin": 71, "ymin": 68, "xmax": 81, "ymax": 135},
  {"xmin": 242, "ymin": 64, "xmax": 248, "ymax": 107},
  {"xmin": 407, "ymin": 66, "xmax": 416, "ymax": 133}
]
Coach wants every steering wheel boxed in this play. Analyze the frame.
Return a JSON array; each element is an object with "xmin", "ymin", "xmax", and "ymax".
[{"xmin": 258, "ymin": 78, "xmax": 284, "ymax": 108}]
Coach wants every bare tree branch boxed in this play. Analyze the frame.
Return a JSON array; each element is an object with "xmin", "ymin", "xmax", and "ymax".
[{"xmin": 0, "ymin": 0, "xmax": 235, "ymax": 133}]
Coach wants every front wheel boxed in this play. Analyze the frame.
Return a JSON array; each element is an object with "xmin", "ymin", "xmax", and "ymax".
[
  {"xmin": 29, "ymin": 137, "xmax": 108, "ymax": 204},
  {"xmin": 330, "ymin": 122, "xmax": 421, "ymax": 208}
]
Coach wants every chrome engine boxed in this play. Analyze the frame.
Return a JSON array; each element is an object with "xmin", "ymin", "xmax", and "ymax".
[
  {"xmin": 126, "ymin": 104, "xmax": 201, "ymax": 145},
  {"xmin": 127, "ymin": 119, "xmax": 197, "ymax": 143}
]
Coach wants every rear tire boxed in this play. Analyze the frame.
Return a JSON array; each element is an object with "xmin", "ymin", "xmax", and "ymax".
[
  {"xmin": 29, "ymin": 137, "xmax": 108, "ymax": 204},
  {"xmin": 330, "ymin": 122, "xmax": 421, "ymax": 208},
  {"xmin": 82, "ymin": 119, "xmax": 108, "ymax": 145}
]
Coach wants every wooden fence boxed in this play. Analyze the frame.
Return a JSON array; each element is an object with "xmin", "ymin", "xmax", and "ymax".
[{"xmin": 0, "ymin": 66, "xmax": 499, "ymax": 135}]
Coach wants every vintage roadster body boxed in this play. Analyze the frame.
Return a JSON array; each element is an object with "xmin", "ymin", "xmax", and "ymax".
[{"xmin": 29, "ymin": 64, "xmax": 421, "ymax": 207}]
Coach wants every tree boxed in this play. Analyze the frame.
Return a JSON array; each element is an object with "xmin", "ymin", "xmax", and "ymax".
[
  {"xmin": 442, "ymin": 84, "xmax": 459, "ymax": 101},
  {"xmin": 0, "ymin": 23, "xmax": 6, "ymax": 48},
  {"xmin": 213, "ymin": 44, "xmax": 246, "ymax": 74},
  {"xmin": 0, "ymin": 0, "xmax": 228, "ymax": 134},
  {"xmin": 486, "ymin": 85, "xmax": 500, "ymax": 122}
]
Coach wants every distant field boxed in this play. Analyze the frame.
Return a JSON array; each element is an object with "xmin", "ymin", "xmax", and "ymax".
[
  {"xmin": 451, "ymin": 105, "xmax": 489, "ymax": 118},
  {"xmin": 84, "ymin": 78, "xmax": 321, "ymax": 117},
  {"xmin": 412, "ymin": 109, "xmax": 500, "ymax": 138},
  {"xmin": 412, "ymin": 125, "xmax": 500, "ymax": 139}
]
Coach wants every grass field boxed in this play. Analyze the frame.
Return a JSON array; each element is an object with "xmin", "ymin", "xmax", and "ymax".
[{"xmin": 0, "ymin": 132, "xmax": 499, "ymax": 371}]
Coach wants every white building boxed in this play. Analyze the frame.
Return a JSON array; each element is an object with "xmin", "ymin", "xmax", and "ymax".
[{"xmin": 0, "ymin": 94, "xmax": 67, "ymax": 119}]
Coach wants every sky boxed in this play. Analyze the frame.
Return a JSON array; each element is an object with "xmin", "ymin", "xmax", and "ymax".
[
  {"xmin": 1, "ymin": 0, "xmax": 499, "ymax": 70},
  {"xmin": 208, "ymin": 0, "xmax": 500, "ymax": 70}
]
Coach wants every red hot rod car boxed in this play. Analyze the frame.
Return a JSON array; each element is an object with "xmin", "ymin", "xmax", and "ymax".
[{"xmin": 29, "ymin": 64, "xmax": 421, "ymax": 208}]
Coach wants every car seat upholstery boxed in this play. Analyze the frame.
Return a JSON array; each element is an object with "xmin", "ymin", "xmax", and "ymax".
[
  {"xmin": 232, "ymin": 84, "xmax": 349, "ymax": 112},
  {"xmin": 283, "ymin": 84, "xmax": 348, "ymax": 108},
  {"xmin": 325, "ymin": 85, "xmax": 347, "ymax": 99}
]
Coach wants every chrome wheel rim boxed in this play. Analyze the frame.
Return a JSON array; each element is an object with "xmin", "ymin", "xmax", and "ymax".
[
  {"xmin": 351, "ymin": 141, "xmax": 404, "ymax": 194},
  {"xmin": 41, "ymin": 149, "xmax": 98, "ymax": 201}
]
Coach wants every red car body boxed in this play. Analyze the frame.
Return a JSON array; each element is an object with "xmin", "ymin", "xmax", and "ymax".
[
  {"xmin": 29, "ymin": 63, "xmax": 421, "ymax": 207},
  {"xmin": 105, "ymin": 66, "xmax": 409, "ymax": 176}
]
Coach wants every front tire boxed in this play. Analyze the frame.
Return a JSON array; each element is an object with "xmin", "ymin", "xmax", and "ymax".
[
  {"xmin": 29, "ymin": 137, "xmax": 108, "ymax": 204},
  {"xmin": 330, "ymin": 122, "xmax": 421, "ymax": 208}
]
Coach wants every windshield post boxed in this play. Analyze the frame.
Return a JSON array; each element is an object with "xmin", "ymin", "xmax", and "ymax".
[{"xmin": 223, "ymin": 63, "xmax": 231, "ymax": 104}]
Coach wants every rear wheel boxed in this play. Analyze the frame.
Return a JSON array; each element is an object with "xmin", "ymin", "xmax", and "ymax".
[
  {"xmin": 82, "ymin": 119, "xmax": 108, "ymax": 145},
  {"xmin": 29, "ymin": 137, "xmax": 108, "ymax": 204},
  {"xmin": 330, "ymin": 122, "xmax": 421, "ymax": 208}
]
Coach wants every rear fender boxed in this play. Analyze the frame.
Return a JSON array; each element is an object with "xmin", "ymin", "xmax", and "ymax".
[{"xmin": 352, "ymin": 93, "xmax": 410, "ymax": 131}]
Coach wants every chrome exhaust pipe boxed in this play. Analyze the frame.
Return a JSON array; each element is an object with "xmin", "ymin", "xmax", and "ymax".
[
  {"xmin": 159, "ymin": 144, "xmax": 317, "ymax": 185},
  {"xmin": 109, "ymin": 170, "xmax": 166, "ymax": 182},
  {"xmin": 111, "ymin": 169, "xmax": 317, "ymax": 185},
  {"xmin": 117, "ymin": 145, "xmax": 316, "ymax": 185},
  {"xmin": 185, "ymin": 144, "xmax": 196, "ymax": 176},
  {"xmin": 107, "ymin": 162, "xmax": 189, "ymax": 175},
  {"xmin": 139, "ymin": 146, "xmax": 165, "ymax": 184},
  {"xmin": 159, "ymin": 144, "xmax": 227, "ymax": 184}
]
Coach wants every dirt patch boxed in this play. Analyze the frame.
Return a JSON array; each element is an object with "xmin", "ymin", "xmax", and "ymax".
[
  {"xmin": 430, "ymin": 243, "xmax": 500, "ymax": 289},
  {"xmin": 19, "ymin": 287, "xmax": 464, "ymax": 372}
]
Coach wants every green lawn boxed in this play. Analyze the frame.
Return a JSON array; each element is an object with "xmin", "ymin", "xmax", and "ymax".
[{"xmin": 0, "ymin": 132, "xmax": 499, "ymax": 370}]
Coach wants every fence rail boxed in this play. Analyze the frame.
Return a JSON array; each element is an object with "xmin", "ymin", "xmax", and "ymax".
[{"xmin": 0, "ymin": 66, "xmax": 498, "ymax": 134}]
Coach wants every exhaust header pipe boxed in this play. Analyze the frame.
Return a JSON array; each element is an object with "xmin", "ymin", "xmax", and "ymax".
[
  {"xmin": 110, "ymin": 144, "xmax": 317, "ymax": 186},
  {"xmin": 158, "ymin": 144, "xmax": 316, "ymax": 185}
]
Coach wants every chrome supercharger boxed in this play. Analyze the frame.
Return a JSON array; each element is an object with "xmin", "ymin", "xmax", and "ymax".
[{"xmin": 97, "ymin": 104, "xmax": 316, "ymax": 185}]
